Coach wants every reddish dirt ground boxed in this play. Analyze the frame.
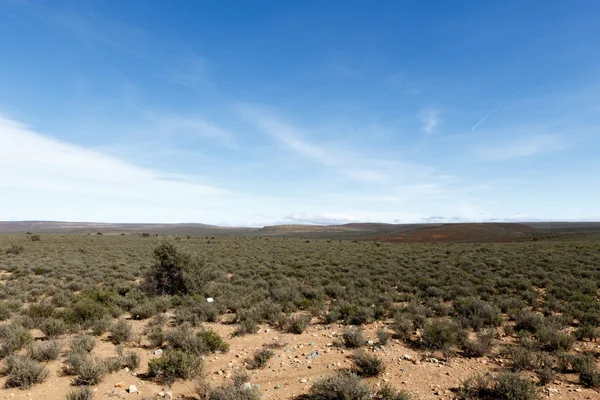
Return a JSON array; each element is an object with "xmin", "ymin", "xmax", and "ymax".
[
  {"xmin": 370, "ymin": 223, "xmax": 538, "ymax": 243},
  {"xmin": 1, "ymin": 319, "xmax": 598, "ymax": 400}
]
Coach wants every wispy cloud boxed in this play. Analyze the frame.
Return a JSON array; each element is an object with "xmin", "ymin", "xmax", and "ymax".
[
  {"xmin": 240, "ymin": 105, "xmax": 390, "ymax": 182},
  {"xmin": 420, "ymin": 108, "xmax": 439, "ymax": 135},
  {"xmin": 0, "ymin": 114, "xmax": 232, "ymax": 221},
  {"xmin": 150, "ymin": 114, "xmax": 237, "ymax": 148},
  {"xmin": 479, "ymin": 133, "xmax": 566, "ymax": 160}
]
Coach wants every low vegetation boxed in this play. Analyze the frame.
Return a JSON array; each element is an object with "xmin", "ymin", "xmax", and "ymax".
[{"xmin": 0, "ymin": 232, "xmax": 599, "ymax": 396}]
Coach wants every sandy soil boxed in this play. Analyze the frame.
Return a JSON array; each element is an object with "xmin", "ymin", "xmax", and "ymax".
[{"xmin": 1, "ymin": 320, "xmax": 598, "ymax": 400}]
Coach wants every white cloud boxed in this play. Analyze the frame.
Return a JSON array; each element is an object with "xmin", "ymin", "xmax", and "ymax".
[
  {"xmin": 479, "ymin": 133, "xmax": 565, "ymax": 160},
  {"xmin": 0, "ymin": 114, "xmax": 235, "ymax": 222},
  {"xmin": 282, "ymin": 213, "xmax": 358, "ymax": 225},
  {"xmin": 240, "ymin": 105, "xmax": 395, "ymax": 182},
  {"xmin": 420, "ymin": 109, "xmax": 439, "ymax": 135}
]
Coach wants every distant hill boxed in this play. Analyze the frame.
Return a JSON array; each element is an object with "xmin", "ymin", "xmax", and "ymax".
[
  {"xmin": 0, "ymin": 221, "xmax": 253, "ymax": 236},
  {"xmin": 0, "ymin": 221, "xmax": 598, "ymax": 242}
]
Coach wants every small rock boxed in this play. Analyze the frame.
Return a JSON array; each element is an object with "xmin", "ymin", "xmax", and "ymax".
[
  {"xmin": 154, "ymin": 349, "xmax": 163, "ymax": 356},
  {"xmin": 128, "ymin": 385, "xmax": 138, "ymax": 394},
  {"xmin": 300, "ymin": 378, "xmax": 308, "ymax": 383}
]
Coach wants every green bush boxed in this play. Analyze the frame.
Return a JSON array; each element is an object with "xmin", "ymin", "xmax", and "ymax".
[
  {"xmin": 247, "ymin": 348, "xmax": 274, "ymax": 370},
  {"xmin": 147, "ymin": 325, "xmax": 166, "ymax": 348},
  {"xmin": 305, "ymin": 372, "xmax": 372, "ymax": 400},
  {"xmin": 110, "ymin": 318, "xmax": 132, "ymax": 344},
  {"xmin": 342, "ymin": 327, "xmax": 366, "ymax": 348},
  {"xmin": 28, "ymin": 340, "xmax": 63, "ymax": 361},
  {"xmin": 5, "ymin": 244, "xmax": 24, "ymax": 255},
  {"xmin": 462, "ymin": 330, "xmax": 494, "ymax": 358},
  {"xmin": 375, "ymin": 384, "xmax": 413, "ymax": 400},
  {"xmin": 376, "ymin": 328, "xmax": 391, "ymax": 345},
  {"xmin": 454, "ymin": 297, "xmax": 502, "ymax": 330},
  {"xmin": 73, "ymin": 359, "xmax": 106, "ymax": 386},
  {"xmin": 167, "ymin": 324, "xmax": 206, "ymax": 355},
  {"xmin": 234, "ymin": 319, "xmax": 259, "ymax": 336},
  {"xmin": 66, "ymin": 387, "xmax": 94, "ymax": 400},
  {"xmin": 515, "ymin": 311, "xmax": 544, "ymax": 333},
  {"xmin": 40, "ymin": 317, "xmax": 70, "ymax": 338},
  {"xmin": 147, "ymin": 349, "xmax": 204, "ymax": 383},
  {"xmin": 203, "ymin": 372, "xmax": 261, "ymax": 400},
  {"xmin": 392, "ymin": 313, "xmax": 414, "ymax": 340},
  {"xmin": 287, "ymin": 314, "xmax": 311, "ymax": 334},
  {"xmin": 421, "ymin": 319, "xmax": 459, "ymax": 351},
  {"xmin": 580, "ymin": 368, "xmax": 600, "ymax": 388},
  {"xmin": 0, "ymin": 324, "xmax": 33, "ymax": 358},
  {"xmin": 4, "ymin": 355, "xmax": 49, "ymax": 389},
  {"xmin": 509, "ymin": 346, "xmax": 537, "ymax": 372},
  {"xmin": 70, "ymin": 335, "xmax": 96, "ymax": 353},
  {"xmin": 103, "ymin": 357, "xmax": 122, "ymax": 373},
  {"xmin": 197, "ymin": 327, "xmax": 229, "ymax": 353},
  {"xmin": 122, "ymin": 351, "xmax": 140, "ymax": 370},
  {"xmin": 352, "ymin": 350, "xmax": 386, "ymax": 377},
  {"xmin": 536, "ymin": 326, "xmax": 573, "ymax": 352},
  {"xmin": 458, "ymin": 372, "xmax": 538, "ymax": 400}
]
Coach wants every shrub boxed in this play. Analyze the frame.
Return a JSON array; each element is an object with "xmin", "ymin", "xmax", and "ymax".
[
  {"xmin": 287, "ymin": 314, "xmax": 311, "ymax": 334},
  {"xmin": 342, "ymin": 327, "xmax": 366, "ymax": 348},
  {"xmin": 421, "ymin": 319, "xmax": 459, "ymax": 351},
  {"xmin": 90, "ymin": 317, "xmax": 112, "ymax": 336},
  {"xmin": 65, "ymin": 351, "xmax": 89, "ymax": 376},
  {"xmin": 575, "ymin": 325, "xmax": 598, "ymax": 341},
  {"xmin": 247, "ymin": 348, "xmax": 274, "ymax": 369},
  {"xmin": 143, "ymin": 241, "xmax": 192, "ymax": 295},
  {"xmin": 70, "ymin": 335, "xmax": 96, "ymax": 353},
  {"xmin": 462, "ymin": 330, "xmax": 494, "ymax": 358},
  {"xmin": 580, "ymin": 367, "xmax": 600, "ymax": 388},
  {"xmin": 204, "ymin": 373, "xmax": 261, "ymax": 400},
  {"xmin": 536, "ymin": 327, "xmax": 573, "ymax": 352},
  {"xmin": 375, "ymin": 384, "xmax": 413, "ymax": 400},
  {"xmin": 5, "ymin": 244, "xmax": 24, "ymax": 255},
  {"xmin": 0, "ymin": 324, "xmax": 33, "ymax": 358},
  {"xmin": 28, "ymin": 340, "xmax": 62, "ymax": 361},
  {"xmin": 376, "ymin": 328, "xmax": 391, "ymax": 345},
  {"xmin": 458, "ymin": 372, "xmax": 538, "ymax": 400},
  {"xmin": 119, "ymin": 350, "xmax": 140, "ymax": 370},
  {"xmin": 147, "ymin": 326, "xmax": 166, "ymax": 348},
  {"xmin": 73, "ymin": 359, "xmax": 106, "ymax": 386},
  {"xmin": 0, "ymin": 302, "xmax": 11, "ymax": 321},
  {"xmin": 197, "ymin": 327, "xmax": 229, "ymax": 353},
  {"xmin": 352, "ymin": 350, "xmax": 386, "ymax": 377},
  {"xmin": 454, "ymin": 297, "xmax": 502, "ymax": 330},
  {"xmin": 147, "ymin": 350, "xmax": 204, "ymax": 383},
  {"xmin": 66, "ymin": 387, "xmax": 94, "ymax": 400},
  {"xmin": 110, "ymin": 318, "xmax": 132, "ymax": 344},
  {"xmin": 234, "ymin": 319, "xmax": 259, "ymax": 336},
  {"xmin": 515, "ymin": 311, "xmax": 544, "ymax": 333},
  {"xmin": 305, "ymin": 372, "xmax": 372, "ymax": 400},
  {"xmin": 557, "ymin": 353, "xmax": 595, "ymax": 373},
  {"xmin": 4, "ymin": 355, "xmax": 49, "ymax": 389},
  {"xmin": 30, "ymin": 234, "xmax": 41, "ymax": 242},
  {"xmin": 167, "ymin": 324, "xmax": 206, "ymax": 355},
  {"xmin": 509, "ymin": 346, "xmax": 537, "ymax": 372},
  {"xmin": 40, "ymin": 317, "xmax": 70, "ymax": 338},
  {"xmin": 392, "ymin": 314, "xmax": 414, "ymax": 340},
  {"xmin": 103, "ymin": 357, "xmax": 122, "ymax": 373}
]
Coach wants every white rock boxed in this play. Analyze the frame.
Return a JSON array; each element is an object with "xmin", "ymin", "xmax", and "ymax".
[
  {"xmin": 206, "ymin": 297, "xmax": 214, "ymax": 303},
  {"xmin": 128, "ymin": 385, "xmax": 138, "ymax": 393}
]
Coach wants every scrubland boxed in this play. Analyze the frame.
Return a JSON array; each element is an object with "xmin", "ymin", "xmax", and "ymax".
[{"xmin": 1, "ymin": 233, "xmax": 599, "ymax": 399}]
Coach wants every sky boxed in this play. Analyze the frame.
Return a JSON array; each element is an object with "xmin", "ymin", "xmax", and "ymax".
[{"xmin": 1, "ymin": 0, "xmax": 599, "ymax": 226}]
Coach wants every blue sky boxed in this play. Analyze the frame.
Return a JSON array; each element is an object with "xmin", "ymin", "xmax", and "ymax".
[{"xmin": 1, "ymin": 0, "xmax": 599, "ymax": 226}]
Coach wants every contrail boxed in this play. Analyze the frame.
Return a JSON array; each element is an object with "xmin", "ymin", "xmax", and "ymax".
[{"xmin": 471, "ymin": 91, "xmax": 517, "ymax": 131}]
